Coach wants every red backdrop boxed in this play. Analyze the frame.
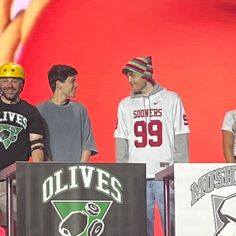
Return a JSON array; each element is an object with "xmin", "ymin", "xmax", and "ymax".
[{"xmin": 7, "ymin": 0, "xmax": 236, "ymax": 235}]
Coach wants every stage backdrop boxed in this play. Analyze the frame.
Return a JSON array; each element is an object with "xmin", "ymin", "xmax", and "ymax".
[{"xmin": 1, "ymin": 0, "xmax": 236, "ymax": 235}]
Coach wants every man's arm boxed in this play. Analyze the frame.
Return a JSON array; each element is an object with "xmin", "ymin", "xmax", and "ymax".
[
  {"xmin": 173, "ymin": 133, "xmax": 189, "ymax": 163},
  {"xmin": 29, "ymin": 133, "xmax": 44, "ymax": 162},
  {"xmin": 80, "ymin": 150, "xmax": 92, "ymax": 163},
  {"xmin": 222, "ymin": 130, "xmax": 235, "ymax": 163},
  {"xmin": 115, "ymin": 138, "xmax": 129, "ymax": 163}
]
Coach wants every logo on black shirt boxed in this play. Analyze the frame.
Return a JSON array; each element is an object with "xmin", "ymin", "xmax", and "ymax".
[{"xmin": 0, "ymin": 124, "xmax": 22, "ymax": 149}]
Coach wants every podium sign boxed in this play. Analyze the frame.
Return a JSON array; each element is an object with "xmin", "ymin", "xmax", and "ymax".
[
  {"xmin": 174, "ymin": 163, "xmax": 236, "ymax": 236},
  {"xmin": 16, "ymin": 162, "xmax": 146, "ymax": 236}
]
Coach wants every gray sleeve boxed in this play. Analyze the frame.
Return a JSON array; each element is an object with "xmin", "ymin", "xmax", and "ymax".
[
  {"xmin": 115, "ymin": 138, "xmax": 129, "ymax": 163},
  {"xmin": 173, "ymin": 133, "xmax": 189, "ymax": 163},
  {"xmin": 82, "ymin": 109, "xmax": 98, "ymax": 155}
]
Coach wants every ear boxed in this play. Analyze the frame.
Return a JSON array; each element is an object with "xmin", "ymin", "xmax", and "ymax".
[
  {"xmin": 20, "ymin": 80, "xmax": 25, "ymax": 93},
  {"xmin": 56, "ymin": 80, "xmax": 63, "ymax": 89}
]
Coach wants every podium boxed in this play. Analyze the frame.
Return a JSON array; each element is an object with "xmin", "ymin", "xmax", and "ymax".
[
  {"xmin": 156, "ymin": 163, "xmax": 236, "ymax": 236},
  {"xmin": 0, "ymin": 162, "xmax": 146, "ymax": 236},
  {"xmin": 15, "ymin": 162, "xmax": 146, "ymax": 236}
]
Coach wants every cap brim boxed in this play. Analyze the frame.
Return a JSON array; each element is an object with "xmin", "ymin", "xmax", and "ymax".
[
  {"xmin": 122, "ymin": 68, "xmax": 130, "ymax": 75},
  {"xmin": 122, "ymin": 68, "xmax": 143, "ymax": 76}
]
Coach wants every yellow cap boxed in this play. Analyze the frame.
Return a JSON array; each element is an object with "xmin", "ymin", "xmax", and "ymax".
[{"xmin": 0, "ymin": 63, "xmax": 25, "ymax": 80}]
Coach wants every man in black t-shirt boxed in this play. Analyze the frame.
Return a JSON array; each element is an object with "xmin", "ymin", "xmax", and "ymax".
[{"xmin": 0, "ymin": 62, "xmax": 45, "ymax": 227}]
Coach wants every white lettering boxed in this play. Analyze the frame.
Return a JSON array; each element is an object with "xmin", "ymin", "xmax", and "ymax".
[
  {"xmin": 110, "ymin": 177, "xmax": 122, "ymax": 203},
  {"xmin": 0, "ymin": 111, "xmax": 27, "ymax": 129},
  {"xmin": 42, "ymin": 176, "xmax": 54, "ymax": 203},
  {"xmin": 68, "ymin": 166, "xmax": 79, "ymax": 189},
  {"xmin": 79, "ymin": 166, "xmax": 95, "ymax": 188},
  {"xmin": 42, "ymin": 165, "xmax": 123, "ymax": 204},
  {"xmin": 8, "ymin": 112, "xmax": 16, "ymax": 122},
  {"xmin": 96, "ymin": 169, "xmax": 110, "ymax": 196},
  {"xmin": 54, "ymin": 169, "xmax": 68, "ymax": 195}
]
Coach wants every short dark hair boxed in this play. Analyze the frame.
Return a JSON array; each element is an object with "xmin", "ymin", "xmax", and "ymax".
[{"xmin": 48, "ymin": 64, "xmax": 78, "ymax": 92}]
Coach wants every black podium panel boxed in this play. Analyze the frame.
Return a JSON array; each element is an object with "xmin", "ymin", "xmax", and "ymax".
[{"xmin": 16, "ymin": 162, "xmax": 146, "ymax": 236}]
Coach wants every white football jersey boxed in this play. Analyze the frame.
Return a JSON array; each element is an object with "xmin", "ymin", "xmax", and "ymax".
[
  {"xmin": 222, "ymin": 109, "xmax": 236, "ymax": 156},
  {"xmin": 114, "ymin": 88, "xmax": 190, "ymax": 178}
]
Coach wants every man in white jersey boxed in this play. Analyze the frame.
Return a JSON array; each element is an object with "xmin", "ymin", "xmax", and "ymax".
[
  {"xmin": 222, "ymin": 110, "xmax": 236, "ymax": 163},
  {"xmin": 114, "ymin": 56, "xmax": 190, "ymax": 236}
]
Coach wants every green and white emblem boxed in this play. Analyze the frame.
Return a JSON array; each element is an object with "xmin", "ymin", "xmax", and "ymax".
[
  {"xmin": 0, "ymin": 124, "xmax": 22, "ymax": 149},
  {"xmin": 52, "ymin": 200, "xmax": 112, "ymax": 236}
]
